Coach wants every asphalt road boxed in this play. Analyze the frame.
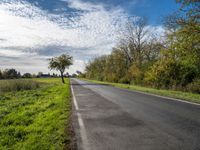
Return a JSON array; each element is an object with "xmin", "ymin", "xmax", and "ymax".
[{"xmin": 71, "ymin": 78, "xmax": 200, "ymax": 150}]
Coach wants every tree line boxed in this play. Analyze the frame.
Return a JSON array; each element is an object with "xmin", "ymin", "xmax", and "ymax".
[
  {"xmin": 0, "ymin": 54, "xmax": 74, "ymax": 83},
  {"xmin": 0, "ymin": 69, "xmax": 21, "ymax": 79},
  {"xmin": 0, "ymin": 68, "xmax": 59, "ymax": 79},
  {"xmin": 84, "ymin": 0, "xmax": 200, "ymax": 93}
]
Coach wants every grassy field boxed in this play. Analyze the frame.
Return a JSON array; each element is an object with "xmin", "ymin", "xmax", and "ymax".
[
  {"xmin": 82, "ymin": 78, "xmax": 200, "ymax": 104},
  {"xmin": 0, "ymin": 78, "xmax": 72, "ymax": 150}
]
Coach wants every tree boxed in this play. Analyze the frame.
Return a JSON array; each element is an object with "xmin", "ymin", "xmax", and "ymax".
[
  {"xmin": 84, "ymin": 0, "xmax": 199, "ymax": 93},
  {"xmin": 3, "ymin": 68, "xmax": 20, "ymax": 79},
  {"xmin": 114, "ymin": 17, "xmax": 163, "ymax": 84},
  {"xmin": 85, "ymin": 17, "xmax": 163, "ymax": 85},
  {"xmin": 145, "ymin": 0, "xmax": 200, "ymax": 90},
  {"xmin": 0, "ymin": 70, "xmax": 2, "ymax": 79},
  {"xmin": 121, "ymin": 17, "xmax": 152, "ymax": 67},
  {"xmin": 37, "ymin": 72, "xmax": 43, "ymax": 77},
  {"xmin": 48, "ymin": 54, "xmax": 73, "ymax": 83},
  {"xmin": 23, "ymin": 73, "xmax": 32, "ymax": 78},
  {"xmin": 0, "ymin": 70, "xmax": 3, "ymax": 79}
]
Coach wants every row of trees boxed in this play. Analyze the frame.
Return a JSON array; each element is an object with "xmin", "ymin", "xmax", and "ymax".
[
  {"xmin": 0, "ymin": 69, "xmax": 60, "ymax": 79},
  {"xmin": 84, "ymin": 0, "xmax": 200, "ymax": 93},
  {"xmin": 0, "ymin": 54, "xmax": 74, "ymax": 83}
]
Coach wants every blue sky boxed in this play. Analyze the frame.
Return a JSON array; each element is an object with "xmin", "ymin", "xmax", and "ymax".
[
  {"xmin": 27, "ymin": 0, "xmax": 180, "ymax": 25},
  {"xmin": 0, "ymin": 0, "xmax": 180, "ymax": 74}
]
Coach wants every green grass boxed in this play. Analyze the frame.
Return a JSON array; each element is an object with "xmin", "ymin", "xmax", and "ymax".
[
  {"xmin": 0, "ymin": 79, "xmax": 40, "ymax": 94},
  {"xmin": 0, "ymin": 78, "xmax": 72, "ymax": 150},
  {"xmin": 81, "ymin": 78, "xmax": 200, "ymax": 104}
]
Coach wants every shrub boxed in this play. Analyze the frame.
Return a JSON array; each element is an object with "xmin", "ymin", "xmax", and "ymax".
[
  {"xmin": 119, "ymin": 76, "xmax": 130, "ymax": 84},
  {"xmin": 127, "ymin": 64, "xmax": 144, "ymax": 85},
  {"xmin": 186, "ymin": 78, "xmax": 200, "ymax": 94}
]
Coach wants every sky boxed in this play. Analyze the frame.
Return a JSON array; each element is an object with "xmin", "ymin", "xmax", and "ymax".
[{"xmin": 0, "ymin": 0, "xmax": 180, "ymax": 74}]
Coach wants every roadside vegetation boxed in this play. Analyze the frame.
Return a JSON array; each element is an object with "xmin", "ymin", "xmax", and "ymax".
[
  {"xmin": 0, "ymin": 78, "xmax": 72, "ymax": 149},
  {"xmin": 0, "ymin": 79, "xmax": 40, "ymax": 94},
  {"xmin": 0, "ymin": 68, "xmax": 59, "ymax": 79},
  {"xmin": 83, "ymin": 0, "xmax": 200, "ymax": 94},
  {"xmin": 82, "ymin": 78, "xmax": 200, "ymax": 104}
]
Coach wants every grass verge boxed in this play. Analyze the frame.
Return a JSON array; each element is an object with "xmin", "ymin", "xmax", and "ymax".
[
  {"xmin": 0, "ymin": 78, "xmax": 72, "ymax": 149},
  {"xmin": 81, "ymin": 78, "xmax": 200, "ymax": 104}
]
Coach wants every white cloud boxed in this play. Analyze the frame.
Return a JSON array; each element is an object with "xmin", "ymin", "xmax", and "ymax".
[
  {"xmin": 0, "ymin": 0, "xmax": 129, "ymax": 73},
  {"xmin": 65, "ymin": 0, "xmax": 104, "ymax": 11},
  {"xmin": 0, "ymin": 0, "xmax": 163, "ymax": 74},
  {"xmin": 0, "ymin": 49, "xmax": 25, "ymax": 57}
]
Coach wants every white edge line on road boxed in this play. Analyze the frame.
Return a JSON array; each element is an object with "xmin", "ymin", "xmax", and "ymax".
[
  {"xmin": 70, "ymin": 84, "xmax": 79, "ymax": 110},
  {"xmin": 125, "ymin": 89, "xmax": 200, "ymax": 106},
  {"xmin": 70, "ymin": 82, "xmax": 90, "ymax": 150},
  {"xmin": 78, "ymin": 79, "xmax": 200, "ymax": 106},
  {"xmin": 77, "ymin": 113, "xmax": 90, "ymax": 150}
]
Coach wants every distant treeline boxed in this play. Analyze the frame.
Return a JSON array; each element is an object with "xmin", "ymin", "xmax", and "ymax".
[
  {"xmin": 0, "ymin": 69, "xmax": 21, "ymax": 79},
  {"xmin": 84, "ymin": 0, "xmax": 200, "ymax": 93},
  {"xmin": 0, "ymin": 68, "xmax": 61, "ymax": 79}
]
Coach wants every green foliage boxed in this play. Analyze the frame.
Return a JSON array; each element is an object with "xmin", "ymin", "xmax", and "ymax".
[
  {"xmin": 0, "ymin": 79, "xmax": 40, "ymax": 94},
  {"xmin": 186, "ymin": 78, "xmax": 200, "ymax": 93},
  {"xmin": 0, "ymin": 69, "xmax": 36, "ymax": 79},
  {"xmin": 85, "ymin": 49, "xmax": 129, "ymax": 83},
  {"xmin": 48, "ymin": 54, "xmax": 73, "ymax": 83},
  {"xmin": 127, "ymin": 64, "xmax": 144, "ymax": 85},
  {"xmin": 48, "ymin": 54, "xmax": 73, "ymax": 72},
  {"xmin": 146, "ymin": 0, "xmax": 200, "ymax": 91},
  {"xmin": 86, "ymin": 55, "xmax": 107, "ymax": 81},
  {"xmin": 82, "ymin": 78, "xmax": 200, "ymax": 103},
  {"xmin": 0, "ymin": 78, "xmax": 71, "ymax": 149},
  {"xmin": 22, "ymin": 73, "xmax": 32, "ymax": 78},
  {"xmin": 0, "ymin": 69, "xmax": 21, "ymax": 79}
]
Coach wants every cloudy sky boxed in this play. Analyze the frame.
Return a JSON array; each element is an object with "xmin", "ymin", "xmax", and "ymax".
[{"xmin": 0, "ymin": 0, "xmax": 179, "ymax": 74}]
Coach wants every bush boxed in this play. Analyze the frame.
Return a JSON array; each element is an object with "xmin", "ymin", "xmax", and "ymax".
[
  {"xmin": 186, "ymin": 78, "xmax": 200, "ymax": 94},
  {"xmin": 119, "ymin": 76, "xmax": 130, "ymax": 84},
  {"xmin": 0, "ymin": 79, "xmax": 40, "ymax": 94},
  {"xmin": 127, "ymin": 64, "xmax": 144, "ymax": 85}
]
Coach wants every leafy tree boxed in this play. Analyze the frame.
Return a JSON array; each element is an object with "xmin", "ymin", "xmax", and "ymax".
[
  {"xmin": 146, "ymin": 0, "xmax": 200, "ymax": 91},
  {"xmin": 48, "ymin": 54, "xmax": 73, "ymax": 83},
  {"xmin": 85, "ymin": 56, "xmax": 106, "ymax": 80},
  {"xmin": 23, "ymin": 73, "xmax": 32, "ymax": 78},
  {"xmin": 3, "ymin": 69, "xmax": 20, "ymax": 79},
  {"xmin": 37, "ymin": 72, "xmax": 43, "ymax": 77},
  {"xmin": 85, "ymin": 17, "xmax": 163, "ymax": 85}
]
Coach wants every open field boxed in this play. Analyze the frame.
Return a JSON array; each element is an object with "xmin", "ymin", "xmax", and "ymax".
[
  {"xmin": 0, "ymin": 78, "xmax": 71, "ymax": 149},
  {"xmin": 81, "ymin": 78, "xmax": 200, "ymax": 104}
]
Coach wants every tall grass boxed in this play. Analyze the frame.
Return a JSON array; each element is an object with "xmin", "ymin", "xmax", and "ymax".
[{"xmin": 0, "ymin": 79, "xmax": 40, "ymax": 94}]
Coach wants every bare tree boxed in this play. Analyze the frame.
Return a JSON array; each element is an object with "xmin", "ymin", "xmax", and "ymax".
[{"xmin": 117, "ymin": 17, "xmax": 162, "ymax": 68}]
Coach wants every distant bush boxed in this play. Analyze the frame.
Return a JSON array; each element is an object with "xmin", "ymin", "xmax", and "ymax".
[{"xmin": 0, "ymin": 79, "xmax": 40, "ymax": 94}]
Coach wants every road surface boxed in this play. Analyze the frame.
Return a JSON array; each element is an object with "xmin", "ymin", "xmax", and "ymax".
[{"xmin": 70, "ymin": 78, "xmax": 200, "ymax": 150}]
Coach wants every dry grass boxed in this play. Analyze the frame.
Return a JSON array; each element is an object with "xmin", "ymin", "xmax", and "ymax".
[{"xmin": 0, "ymin": 79, "xmax": 40, "ymax": 94}]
